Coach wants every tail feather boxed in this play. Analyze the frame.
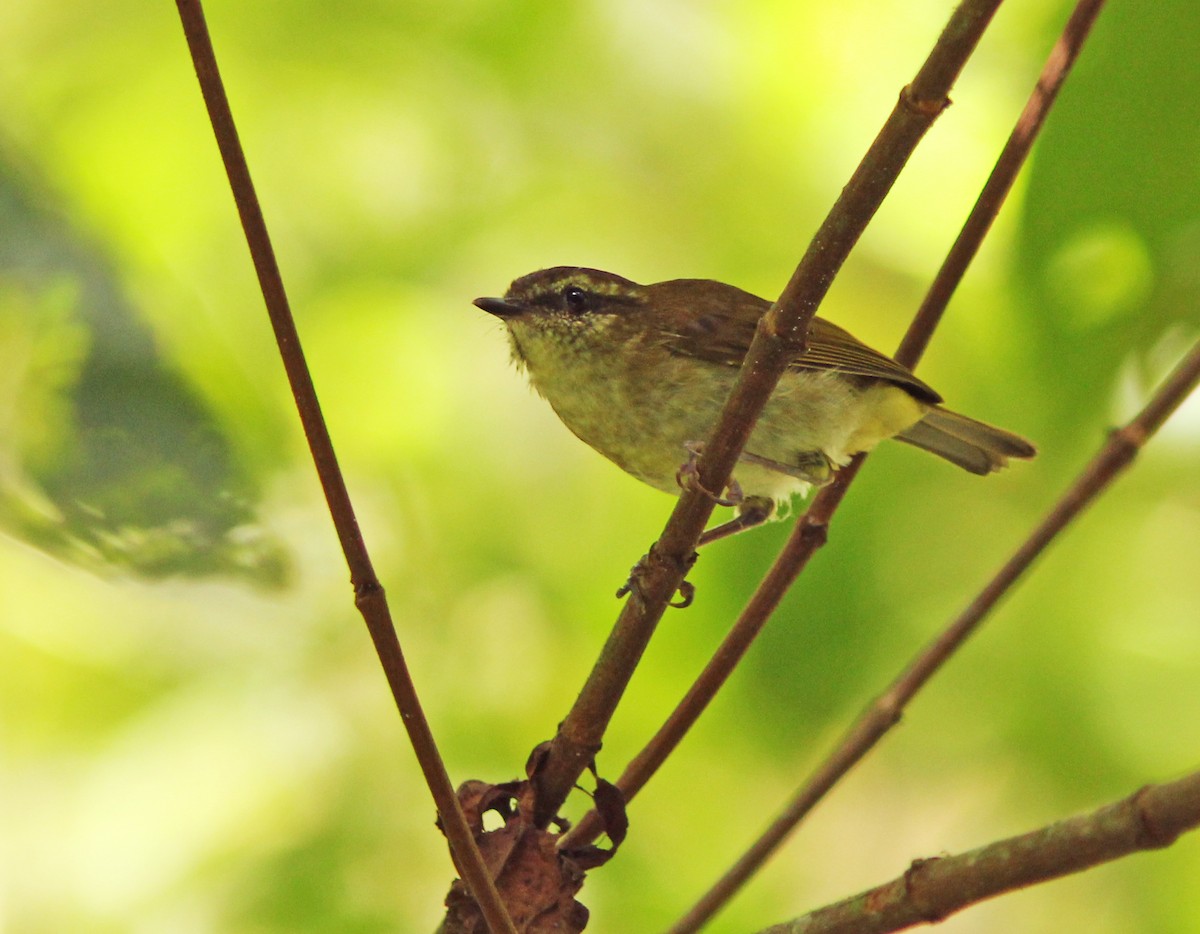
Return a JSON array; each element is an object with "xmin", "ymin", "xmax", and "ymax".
[{"xmin": 896, "ymin": 406, "xmax": 1036, "ymax": 475}]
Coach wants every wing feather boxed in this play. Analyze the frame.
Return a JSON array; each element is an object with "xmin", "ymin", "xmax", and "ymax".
[{"xmin": 653, "ymin": 279, "xmax": 941, "ymax": 405}]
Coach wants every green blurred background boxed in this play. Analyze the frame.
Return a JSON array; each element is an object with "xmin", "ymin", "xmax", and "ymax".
[{"xmin": 1, "ymin": 0, "xmax": 1197, "ymax": 931}]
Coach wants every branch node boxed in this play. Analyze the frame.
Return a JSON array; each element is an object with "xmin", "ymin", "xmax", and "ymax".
[
  {"xmin": 762, "ymin": 308, "xmax": 811, "ymax": 353},
  {"xmin": 904, "ymin": 856, "xmax": 948, "ymax": 923},
  {"xmin": 900, "ymin": 82, "xmax": 952, "ymax": 117},
  {"xmin": 798, "ymin": 515, "xmax": 830, "ymax": 550},
  {"xmin": 353, "ymin": 577, "xmax": 383, "ymax": 606},
  {"xmin": 1111, "ymin": 422, "xmax": 1148, "ymax": 452},
  {"xmin": 871, "ymin": 690, "xmax": 905, "ymax": 728},
  {"xmin": 616, "ymin": 545, "xmax": 698, "ymax": 607},
  {"xmin": 1131, "ymin": 784, "xmax": 1181, "ymax": 850}
]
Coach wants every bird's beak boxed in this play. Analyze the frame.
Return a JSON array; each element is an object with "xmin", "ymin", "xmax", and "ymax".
[{"xmin": 473, "ymin": 296, "xmax": 524, "ymax": 319}]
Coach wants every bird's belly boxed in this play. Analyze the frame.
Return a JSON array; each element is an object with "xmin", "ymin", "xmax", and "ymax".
[
  {"xmin": 531, "ymin": 352, "xmax": 723, "ymax": 494},
  {"xmin": 524, "ymin": 344, "xmax": 925, "ymax": 502}
]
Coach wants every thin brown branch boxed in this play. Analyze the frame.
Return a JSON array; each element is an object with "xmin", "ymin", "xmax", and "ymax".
[
  {"xmin": 557, "ymin": 459, "xmax": 862, "ymax": 851},
  {"xmin": 671, "ymin": 337, "xmax": 1200, "ymax": 933},
  {"xmin": 172, "ymin": 4, "xmax": 515, "ymax": 932},
  {"xmin": 755, "ymin": 770, "xmax": 1200, "ymax": 934},
  {"xmin": 560, "ymin": 0, "xmax": 1102, "ymax": 854},
  {"xmin": 894, "ymin": 0, "xmax": 1107, "ymax": 369},
  {"xmin": 531, "ymin": 0, "xmax": 1007, "ymax": 830}
]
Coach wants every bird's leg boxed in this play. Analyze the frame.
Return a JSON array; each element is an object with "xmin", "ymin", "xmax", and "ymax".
[
  {"xmin": 677, "ymin": 442, "xmax": 836, "ymax": 545},
  {"xmin": 680, "ymin": 443, "xmax": 835, "ymax": 499},
  {"xmin": 626, "ymin": 442, "xmax": 788, "ymax": 605},
  {"xmin": 697, "ymin": 495, "xmax": 775, "ymax": 546},
  {"xmin": 738, "ymin": 449, "xmax": 836, "ymax": 487},
  {"xmin": 676, "ymin": 441, "xmax": 776, "ymax": 545}
]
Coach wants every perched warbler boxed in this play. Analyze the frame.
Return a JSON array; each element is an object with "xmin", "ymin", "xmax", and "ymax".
[{"xmin": 476, "ymin": 266, "xmax": 1034, "ymax": 540}]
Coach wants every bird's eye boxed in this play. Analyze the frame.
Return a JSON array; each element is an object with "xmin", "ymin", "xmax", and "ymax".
[{"xmin": 562, "ymin": 285, "xmax": 589, "ymax": 313}]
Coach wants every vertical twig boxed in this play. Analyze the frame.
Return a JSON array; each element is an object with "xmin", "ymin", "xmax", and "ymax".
[
  {"xmin": 172, "ymin": 3, "xmax": 516, "ymax": 931},
  {"xmin": 531, "ymin": 0, "xmax": 1008, "ymax": 829}
]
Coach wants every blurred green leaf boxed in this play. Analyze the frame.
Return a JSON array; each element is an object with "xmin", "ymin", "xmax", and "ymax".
[
  {"xmin": 1019, "ymin": 0, "xmax": 1200, "ymax": 432},
  {"xmin": 0, "ymin": 156, "xmax": 288, "ymax": 584}
]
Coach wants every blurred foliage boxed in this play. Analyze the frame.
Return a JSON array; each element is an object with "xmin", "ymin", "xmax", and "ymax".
[
  {"xmin": 0, "ymin": 1, "xmax": 1197, "ymax": 933},
  {"xmin": 0, "ymin": 160, "xmax": 289, "ymax": 584}
]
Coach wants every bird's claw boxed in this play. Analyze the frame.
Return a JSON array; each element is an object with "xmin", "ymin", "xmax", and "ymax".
[{"xmin": 676, "ymin": 441, "xmax": 744, "ymax": 507}]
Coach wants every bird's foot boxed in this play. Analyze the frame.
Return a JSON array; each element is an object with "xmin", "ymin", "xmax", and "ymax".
[{"xmin": 676, "ymin": 441, "xmax": 744, "ymax": 507}]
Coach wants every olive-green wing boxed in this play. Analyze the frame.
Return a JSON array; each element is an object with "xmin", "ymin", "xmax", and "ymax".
[{"xmin": 653, "ymin": 279, "xmax": 942, "ymax": 404}]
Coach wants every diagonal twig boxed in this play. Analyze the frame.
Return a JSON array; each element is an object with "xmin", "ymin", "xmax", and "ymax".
[
  {"xmin": 172, "ymin": 3, "xmax": 516, "ymax": 932},
  {"xmin": 895, "ymin": 0, "xmax": 1109, "ymax": 368},
  {"xmin": 531, "ymin": 0, "xmax": 1008, "ymax": 830},
  {"xmin": 755, "ymin": 770, "xmax": 1200, "ymax": 934},
  {"xmin": 561, "ymin": 0, "xmax": 1106, "ymax": 854},
  {"xmin": 672, "ymin": 334, "xmax": 1200, "ymax": 932}
]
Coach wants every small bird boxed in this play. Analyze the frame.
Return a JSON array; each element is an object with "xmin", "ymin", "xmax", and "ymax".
[{"xmin": 476, "ymin": 266, "xmax": 1035, "ymax": 541}]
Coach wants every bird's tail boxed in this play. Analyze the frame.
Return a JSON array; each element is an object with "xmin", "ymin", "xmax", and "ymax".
[{"xmin": 895, "ymin": 406, "xmax": 1036, "ymax": 475}]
